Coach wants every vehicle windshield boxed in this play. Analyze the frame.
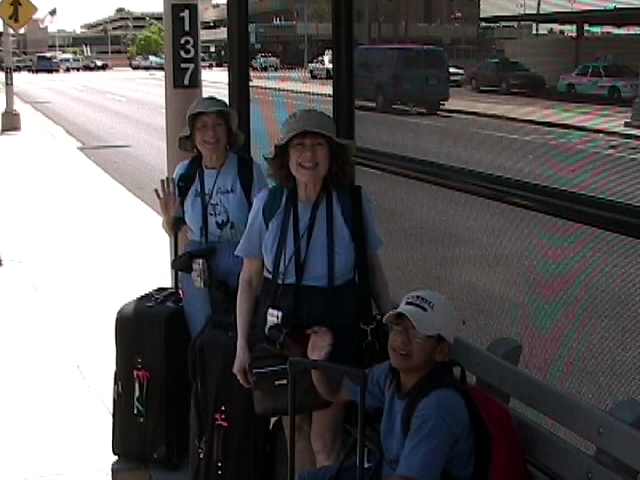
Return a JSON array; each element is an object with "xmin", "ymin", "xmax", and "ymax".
[{"xmin": 504, "ymin": 61, "xmax": 529, "ymax": 72}]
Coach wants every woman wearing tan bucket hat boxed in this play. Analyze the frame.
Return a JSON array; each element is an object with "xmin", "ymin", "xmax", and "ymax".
[
  {"xmin": 154, "ymin": 96, "xmax": 267, "ymax": 337},
  {"xmin": 233, "ymin": 109, "xmax": 393, "ymax": 474}
]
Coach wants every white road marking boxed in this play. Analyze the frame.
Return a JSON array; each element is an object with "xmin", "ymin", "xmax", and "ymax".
[
  {"xmin": 472, "ymin": 129, "xmax": 539, "ymax": 141},
  {"xmin": 106, "ymin": 93, "xmax": 126, "ymax": 102}
]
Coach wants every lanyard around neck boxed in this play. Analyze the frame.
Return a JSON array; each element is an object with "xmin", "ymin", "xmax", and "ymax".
[
  {"xmin": 197, "ymin": 161, "xmax": 224, "ymax": 243},
  {"xmin": 272, "ymin": 188, "xmax": 327, "ymax": 286}
]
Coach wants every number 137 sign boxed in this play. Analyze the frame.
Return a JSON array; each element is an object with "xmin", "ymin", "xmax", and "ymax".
[{"xmin": 172, "ymin": 3, "xmax": 201, "ymax": 89}]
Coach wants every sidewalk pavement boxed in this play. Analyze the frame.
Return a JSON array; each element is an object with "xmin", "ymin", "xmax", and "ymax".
[
  {"xmin": 246, "ymin": 74, "xmax": 640, "ymax": 140},
  {"xmin": 0, "ymin": 95, "xmax": 177, "ymax": 479}
]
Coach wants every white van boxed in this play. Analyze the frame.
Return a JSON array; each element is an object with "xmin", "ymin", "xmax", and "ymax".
[{"xmin": 58, "ymin": 54, "xmax": 83, "ymax": 72}]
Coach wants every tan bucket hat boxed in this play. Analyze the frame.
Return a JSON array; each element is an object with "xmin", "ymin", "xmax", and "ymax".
[
  {"xmin": 178, "ymin": 96, "xmax": 245, "ymax": 153},
  {"xmin": 274, "ymin": 109, "xmax": 353, "ymax": 150}
]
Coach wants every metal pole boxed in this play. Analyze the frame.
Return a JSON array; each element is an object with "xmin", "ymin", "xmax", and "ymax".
[
  {"xmin": 228, "ymin": 0, "xmax": 251, "ymax": 157},
  {"xmin": 304, "ymin": 0, "xmax": 309, "ymax": 67},
  {"xmin": 108, "ymin": 30, "xmax": 111, "ymax": 59},
  {"xmin": 2, "ymin": 20, "xmax": 21, "ymax": 132},
  {"xmin": 332, "ymin": 0, "xmax": 354, "ymax": 141}
]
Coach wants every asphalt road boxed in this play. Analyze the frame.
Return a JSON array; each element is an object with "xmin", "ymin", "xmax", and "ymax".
[{"xmin": 12, "ymin": 69, "xmax": 640, "ymax": 407}]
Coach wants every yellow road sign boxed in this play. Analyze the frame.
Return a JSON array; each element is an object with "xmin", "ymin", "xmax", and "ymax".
[{"xmin": 0, "ymin": 0, "xmax": 38, "ymax": 32}]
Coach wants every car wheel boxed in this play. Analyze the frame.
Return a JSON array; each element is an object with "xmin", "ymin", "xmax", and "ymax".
[
  {"xmin": 310, "ymin": 71, "xmax": 317, "ymax": 80},
  {"xmin": 470, "ymin": 78, "xmax": 480, "ymax": 92},
  {"xmin": 425, "ymin": 102, "xmax": 439, "ymax": 115},
  {"xmin": 375, "ymin": 88, "xmax": 389, "ymax": 112},
  {"xmin": 608, "ymin": 86, "xmax": 622, "ymax": 101},
  {"xmin": 567, "ymin": 84, "xmax": 577, "ymax": 96},
  {"xmin": 499, "ymin": 80, "xmax": 511, "ymax": 95}
]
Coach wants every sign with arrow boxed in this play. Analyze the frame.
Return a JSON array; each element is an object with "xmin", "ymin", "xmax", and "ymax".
[{"xmin": 0, "ymin": 0, "xmax": 38, "ymax": 32}]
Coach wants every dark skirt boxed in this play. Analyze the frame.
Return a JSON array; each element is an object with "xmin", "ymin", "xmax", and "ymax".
[{"xmin": 253, "ymin": 277, "xmax": 364, "ymax": 366}]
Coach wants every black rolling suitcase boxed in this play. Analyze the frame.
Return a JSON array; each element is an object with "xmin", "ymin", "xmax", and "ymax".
[
  {"xmin": 189, "ymin": 324, "xmax": 270, "ymax": 480},
  {"xmin": 112, "ymin": 285, "xmax": 191, "ymax": 469}
]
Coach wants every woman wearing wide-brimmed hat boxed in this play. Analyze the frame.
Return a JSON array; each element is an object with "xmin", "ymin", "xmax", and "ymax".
[
  {"xmin": 233, "ymin": 109, "xmax": 392, "ymax": 474},
  {"xmin": 155, "ymin": 96, "xmax": 267, "ymax": 337}
]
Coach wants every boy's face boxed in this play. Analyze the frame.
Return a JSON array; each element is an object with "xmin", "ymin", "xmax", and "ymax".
[{"xmin": 387, "ymin": 314, "xmax": 450, "ymax": 374}]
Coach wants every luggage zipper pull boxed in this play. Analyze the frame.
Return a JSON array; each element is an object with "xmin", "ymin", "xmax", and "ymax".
[
  {"xmin": 197, "ymin": 438, "xmax": 206, "ymax": 459},
  {"xmin": 213, "ymin": 405, "xmax": 228, "ymax": 476},
  {"xmin": 133, "ymin": 359, "xmax": 150, "ymax": 422}
]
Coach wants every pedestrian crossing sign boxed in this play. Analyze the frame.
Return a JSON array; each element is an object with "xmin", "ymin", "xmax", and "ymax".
[{"xmin": 0, "ymin": 0, "xmax": 38, "ymax": 32}]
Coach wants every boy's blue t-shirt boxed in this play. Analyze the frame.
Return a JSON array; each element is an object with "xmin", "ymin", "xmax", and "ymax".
[
  {"xmin": 347, "ymin": 363, "xmax": 475, "ymax": 480},
  {"xmin": 173, "ymin": 153, "xmax": 268, "ymax": 243}
]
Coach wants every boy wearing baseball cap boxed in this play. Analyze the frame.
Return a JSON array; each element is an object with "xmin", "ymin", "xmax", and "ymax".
[{"xmin": 303, "ymin": 289, "xmax": 475, "ymax": 480}]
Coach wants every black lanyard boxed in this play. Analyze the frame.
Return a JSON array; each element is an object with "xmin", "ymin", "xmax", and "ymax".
[
  {"xmin": 272, "ymin": 188, "xmax": 329, "ymax": 286},
  {"xmin": 197, "ymin": 162, "xmax": 224, "ymax": 243}
]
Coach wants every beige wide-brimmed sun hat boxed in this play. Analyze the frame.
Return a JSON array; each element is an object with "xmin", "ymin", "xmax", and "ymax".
[
  {"xmin": 274, "ymin": 109, "xmax": 353, "ymax": 150},
  {"xmin": 178, "ymin": 96, "xmax": 245, "ymax": 153}
]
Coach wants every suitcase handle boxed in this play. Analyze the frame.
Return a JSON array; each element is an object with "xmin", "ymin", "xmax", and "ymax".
[{"xmin": 287, "ymin": 358, "xmax": 367, "ymax": 480}]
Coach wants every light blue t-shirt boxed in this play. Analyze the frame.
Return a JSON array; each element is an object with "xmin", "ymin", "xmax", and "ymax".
[
  {"xmin": 234, "ymin": 187, "xmax": 383, "ymax": 286},
  {"xmin": 173, "ymin": 153, "xmax": 267, "ymax": 243},
  {"xmin": 347, "ymin": 363, "xmax": 475, "ymax": 480}
]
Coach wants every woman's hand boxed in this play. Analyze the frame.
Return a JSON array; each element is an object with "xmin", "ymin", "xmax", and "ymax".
[
  {"xmin": 233, "ymin": 343, "xmax": 253, "ymax": 388},
  {"xmin": 307, "ymin": 327, "xmax": 334, "ymax": 361},
  {"xmin": 154, "ymin": 176, "xmax": 179, "ymax": 220}
]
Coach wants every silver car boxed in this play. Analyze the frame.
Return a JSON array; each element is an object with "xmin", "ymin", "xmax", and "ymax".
[{"xmin": 557, "ymin": 63, "xmax": 639, "ymax": 100}]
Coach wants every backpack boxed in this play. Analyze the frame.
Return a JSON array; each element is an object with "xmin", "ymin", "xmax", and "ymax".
[
  {"xmin": 261, "ymin": 184, "xmax": 356, "ymax": 237},
  {"xmin": 175, "ymin": 153, "xmax": 254, "ymax": 207},
  {"xmin": 400, "ymin": 363, "xmax": 529, "ymax": 480}
]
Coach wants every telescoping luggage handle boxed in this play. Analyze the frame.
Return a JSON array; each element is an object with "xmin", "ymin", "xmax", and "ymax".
[{"xmin": 288, "ymin": 358, "xmax": 368, "ymax": 480}]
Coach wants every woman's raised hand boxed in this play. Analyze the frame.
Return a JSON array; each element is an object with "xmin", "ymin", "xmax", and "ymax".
[{"xmin": 154, "ymin": 176, "xmax": 179, "ymax": 220}]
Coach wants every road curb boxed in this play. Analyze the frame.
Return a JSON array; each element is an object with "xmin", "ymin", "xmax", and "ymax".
[
  {"xmin": 442, "ymin": 107, "xmax": 640, "ymax": 141},
  {"xmin": 249, "ymin": 84, "xmax": 332, "ymax": 98}
]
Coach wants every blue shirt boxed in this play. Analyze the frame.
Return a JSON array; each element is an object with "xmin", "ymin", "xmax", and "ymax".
[
  {"xmin": 173, "ymin": 153, "xmax": 268, "ymax": 243},
  {"xmin": 347, "ymin": 363, "xmax": 475, "ymax": 480},
  {"xmin": 235, "ymin": 187, "xmax": 383, "ymax": 286}
]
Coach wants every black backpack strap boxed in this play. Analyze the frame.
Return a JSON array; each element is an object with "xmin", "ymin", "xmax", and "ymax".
[
  {"xmin": 262, "ymin": 184, "xmax": 286, "ymax": 228},
  {"xmin": 337, "ymin": 185, "xmax": 355, "ymax": 242},
  {"xmin": 401, "ymin": 363, "xmax": 463, "ymax": 437},
  {"xmin": 237, "ymin": 154, "xmax": 254, "ymax": 208},
  {"xmin": 176, "ymin": 154, "xmax": 202, "ymax": 206}
]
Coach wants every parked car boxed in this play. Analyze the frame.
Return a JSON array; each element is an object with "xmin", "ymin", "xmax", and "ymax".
[
  {"xmin": 557, "ymin": 63, "xmax": 640, "ymax": 100},
  {"xmin": 83, "ymin": 58, "xmax": 110, "ymax": 71},
  {"xmin": 354, "ymin": 44, "xmax": 450, "ymax": 114},
  {"xmin": 308, "ymin": 49, "xmax": 333, "ymax": 79},
  {"xmin": 33, "ymin": 53, "xmax": 60, "ymax": 73},
  {"xmin": 12, "ymin": 57, "xmax": 33, "ymax": 72},
  {"xmin": 130, "ymin": 56, "xmax": 143, "ymax": 69},
  {"xmin": 251, "ymin": 53, "xmax": 280, "ymax": 71},
  {"xmin": 58, "ymin": 54, "xmax": 83, "ymax": 72},
  {"xmin": 468, "ymin": 58, "xmax": 546, "ymax": 95},
  {"xmin": 448, "ymin": 65, "xmax": 465, "ymax": 87}
]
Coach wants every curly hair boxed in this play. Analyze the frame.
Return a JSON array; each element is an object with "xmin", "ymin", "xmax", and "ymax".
[{"xmin": 268, "ymin": 133, "xmax": 355, "ymax": 189}]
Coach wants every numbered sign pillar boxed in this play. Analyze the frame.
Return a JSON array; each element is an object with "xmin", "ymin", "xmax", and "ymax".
[
  {"xmin": 163, "ymin": 0, "xmax": 202, "ymax": 177},
  {"xmin": 163, "ymin": 0, "xmax": 201, "ymax": 272}
]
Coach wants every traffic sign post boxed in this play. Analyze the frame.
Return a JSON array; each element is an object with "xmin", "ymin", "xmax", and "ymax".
[
  {"xmin": 0, "ymin": 0, "xmax": 37, "ymax": 133},
  {"xmin": 1, "ymin": 19, "xmax": 20, "ymax": 132}
]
